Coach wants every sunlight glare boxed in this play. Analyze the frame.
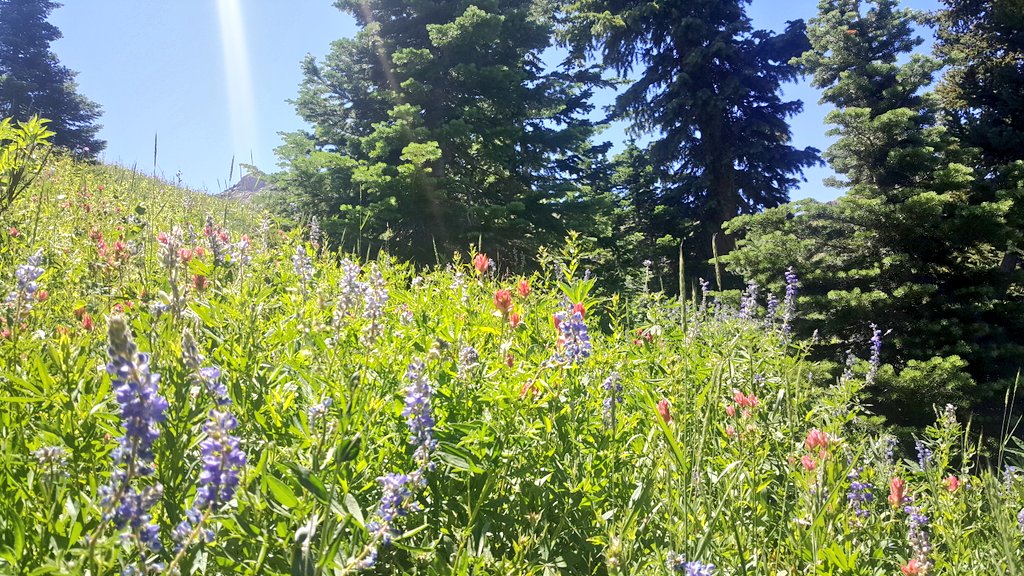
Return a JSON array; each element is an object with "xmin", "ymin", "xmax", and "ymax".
[{"xmin": 216, "ymin": 0, "xmax": 257, "ymax": 178}]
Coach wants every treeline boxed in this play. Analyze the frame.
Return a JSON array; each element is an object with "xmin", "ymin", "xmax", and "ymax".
[
  {"xmin": 270, "ymin": 0, "xmax": 1023, "ymax": 428},
  {"xmin": 269, "ymin": 0, "xmax": 819, "ymax": 283},
  {"xmin": 725, "ymin": 0, "xmax": 1024, "ymax": 428}
]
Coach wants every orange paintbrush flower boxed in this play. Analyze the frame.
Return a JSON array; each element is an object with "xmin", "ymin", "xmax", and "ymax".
[
  {"xmin": 517, "ymin": 278, "xmax": 530, "ymax": 297},
  {"xmin": 494, "ymin": 289, "xmax": 513, "ymax": 315},
  {"xmin": 473, "ymin": 253, "xmax": 489, "ymax": 275},
  {"xmin": 657, "ymin": 399, "xmax": 672, "ymax": 424},
  {"xmin": 888, "ymin": 477, "xmax": 907, "ymax": 507}
]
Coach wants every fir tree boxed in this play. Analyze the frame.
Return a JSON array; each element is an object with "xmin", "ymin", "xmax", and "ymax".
[
  {"xmin": 934, "ymin": 0, "xmax": 1024, "ymax": 169},
  {"xmin": 563, "ymin": 0, "xmax": 819, "ymax": 282},
  {"xmin": 0, "ymin": 0, "xmax": 104, "ymax": 157},
  {"xmin": 725, "ymin": 0, "xmax": 1022, "ymax": 427},
  {"xmin": 276, "ymin": 0, "xmax": 604, "ymax": 266},
  {"xmin": 933, "ymin": 0, "xmax": 1024, "ymax": 281}
]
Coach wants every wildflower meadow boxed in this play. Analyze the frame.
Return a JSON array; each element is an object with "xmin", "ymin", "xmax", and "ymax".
[{"xmin": 2, "ymin": 157, "xmax": 1024, "ymax": 575}]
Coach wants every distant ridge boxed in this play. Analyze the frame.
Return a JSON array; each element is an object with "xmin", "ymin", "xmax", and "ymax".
[{"xmin": 219, "ymin": 173, "xmax": 269, "ymax": 202}]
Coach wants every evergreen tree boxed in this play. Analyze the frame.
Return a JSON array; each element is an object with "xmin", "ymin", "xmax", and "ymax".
[
  {"xmin": 724, "ymin": 0, "xmax": 1022, "ymax": 428},
  {"xmin": 0, "ymin": 0, "xmax": 104, "ymax": 157},
  {"xmin": 563, "ymin": 0, "xmax": 819, "ymax": 284},
  {"xmin": 933, "ymin": 0, "xmax": 1024, "ymax": 278},
  {"xmin": 934, "ymin": 0, "xmax": 1024, "ymax": 170},
  {"xmin": 276, "ymin": 0, "xmax": 603, "ymax": 266}
]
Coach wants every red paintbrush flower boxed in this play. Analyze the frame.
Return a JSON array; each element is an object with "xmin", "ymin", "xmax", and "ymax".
[
  {"xmin": 473, "ymin": 253, "xmax": 489, "ymax": 275},
  {"xmin": 657, "ymin": 399, "xmax": 672, "ymax": 424},
  {"xmin": 494, "ymin": 289, "xmax": 513, "ymax": 315},
  {"xmin": 517, "ymin": 278, "xmax": 530, "ymax": 297}
]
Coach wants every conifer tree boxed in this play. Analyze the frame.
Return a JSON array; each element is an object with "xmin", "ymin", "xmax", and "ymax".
[
  {"xmin": 725, "ymin": 0, "xmax": 1021, "ymax": 427},
  {"xmin": 934, "ymin": 0, "xmax": 1024, "ymax": 279},
  {"xmin": 563, "ymin": 0, "xmax": 819, "ymax": 282},
  {"xmin": 934, "ymin": 0, "xmax": 1024, "ymax": 170},
  {"xmin": 276, "ymin": 0, "xmax": 603, "ymax": 265},
  {"xmin": 0, "ymin": 0, "xmax": 104, "ymax": 157}
]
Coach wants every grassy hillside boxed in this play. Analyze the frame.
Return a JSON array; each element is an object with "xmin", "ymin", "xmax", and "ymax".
[{"xmin": 1, "ymin": 157, "xmax": 1022, "ymax": 575}]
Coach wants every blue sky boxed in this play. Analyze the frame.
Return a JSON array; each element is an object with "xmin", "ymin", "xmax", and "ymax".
[{"xmin": 50, "ymin": 0, "xmax": 939, "ymax": 200}]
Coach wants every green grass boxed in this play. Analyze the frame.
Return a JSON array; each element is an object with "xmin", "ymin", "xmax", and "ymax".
[{"xmin": 1, "ymin": 156, "xmax": 1022, "ymax": 575}]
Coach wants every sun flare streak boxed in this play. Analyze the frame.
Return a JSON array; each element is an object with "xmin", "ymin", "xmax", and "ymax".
[{"xmin": 216, "ymin": 0, "xmax": 257, "ymax": 172}]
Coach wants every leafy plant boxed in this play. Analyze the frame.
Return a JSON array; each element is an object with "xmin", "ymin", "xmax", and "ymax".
[{"xmin": 0, "ymin": 115, "xmax": 52, "ymax": 220}]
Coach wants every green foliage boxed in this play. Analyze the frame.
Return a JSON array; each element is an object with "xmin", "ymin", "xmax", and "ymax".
[
  {"xmin": 563, "ymin": 0, "xmax": 820, "ymax": 282},
  {"xmin": 724, "ymin": 0, "xmax": 1024, "ymax": 429},
  {"xmin": 0, "ymin": 115, "xmax": 52, "ymax": 220},
  {"xmin": 0, "ymin": 0, "xmax": 104, "ymax": 157},
  {"xmin": 275, "ymin": 0, "xmax": 606, "ymax": 267},
  {"xmin": 933, "ymin": 0, "xmax": 1024, "ymax": 170},
  {"xmin": 3, "ymin": 155, "xmax": 1024, "ymax": 575},
  {"xmin": 881, "ymin": 356, "xmax": 975, "ymax": 411},
  {"xmin": 933, "ymin": 0, "xmax": 1024, "ymax": 293}
]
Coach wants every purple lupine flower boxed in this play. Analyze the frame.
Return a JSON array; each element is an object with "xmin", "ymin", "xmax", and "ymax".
[
  {"xmin": 367, "ymin": 473, "xmax": 419, "ymax": 545},
  {"xmin": 231, "ymin": 234, "xmax": 251, "ymax": 267},
  {"xmin": 904, "ymin": 506, "xmax": 928, "ymax": 527},
  {"xmin": 846, "ymin": 468, "xmax": 874, "ymax": 518},
  {"xmin": 33, "ymin": 445, "xmax": 66, "ymax": 466},
  {"xmin": 601, "ymin": 372, "xmax": 623, "ymax": 430},
  {"xmin": 1017, "ymin": 509, "xmax": 1024, "ymax": 533},
  {"xmin": 698, "ymin": 278, "xmax": 711, "ymax": 314},
  {"xmin": 940, "ymin": 403, "xmax": 957, "ymax": 427},
  {"xmin": 15, "ymin": 251, "xmax": 45, "ymax": 293},
  {"xmin": 399, "ymin": 305, "xmax": 414, "ymax": 326},
  {"xmin": 739, "ymin": 280, "xmax": 758, "ymax": 319},
  {"xmin": 172, "ymin": 409, "xmax": 246, "ymax": 552},
  {"xmin": 157, "ymin": 227, "xmax": 184, "ymax": 272},
  {"xmin": 292, "ymin": 244, "xmax": 314, "ymax": 288},
  {"xmin": 841, "ymin": 349, "xmax": 856, "ymax": 382},
  {"xmin": 904, "ymin": 506, "xmax": 933, "ymax": 573},
  {"xmin": 1005, "ymin": 466, "xmax": 1019, "ymax": 488},
  {"xmin": 915, "ymin": 441, "xmax": 932, "ymax": 470},
  {"xmin": 403, "ymin": 359, "xmax": 436, "ymax": 470},
  {"xmin": 450, "ymin": 269, "xmax": 469, "ymax": 305},
  {"xmin": 197, "ymin": 367, "xmax": 227, "ymax": 404},
  {"xmin": 666, "ymin": 551, "xmax": 715, "ymax": 575},
  {"xmin": 765, "ymin": 293, "xmax": 779, "ymax": 323},
  {"xmin": 360, "ymin": 264, "xmax": 388, "ymax": 346},
  {"xmin": 308, "ymin": 397, "xmax": 333, "ymax": 427},
  {"xmin": 149, "ymin": 301, "xmax": 169, "ymax": 318},
  {"xmin": 457, "ymin": 345, "xmax": 479, "ymax": 378},
  {"xmin": 101, "ymin": 315, "xmax": 168, "ymax": 552},
  {"xmin": 156, "ymin": 227, "xmax": 186, "ymax": 313},
  {"xmin": 106, "ymin": 316, "xmax": 167, "ymax": 477},
  {"xmin": 781, "ymin": 267, "xmax": 798, "ymax": 340},
  {"xmin": 357, "ymin": 368, "xmax": 435, "ymax": 569},
  {"xmin": 33, "ymin": 445, "xmax": 67, "ymax": 479},
  {"xmin": 194, "ymin": 410, "xmax": 246, "ymax": 510},
  {"xmin": 884, "ymin": 436, "xmax": 898, "ymax": 464},
  {"xmin": 182, "ymin": 330, "xmax": 229, "ymax": 405},
  {"xmin": 170, "ymin": 512, "xmax": 213, "ymax": 553},
  {"xmin": 554, "ymin": 306, "xmax": 591, "ymax": 364},
  {"xmin": 6, "ymin": 250, "xmax": 45, "ymax": 328},
  {"xmin": 356, "ymin": 548, "xmax": 378, "ymax": 569},
  {"xmin": 7, "ymin": 249, "xmax": 44, "ymax": 308},
  {"xmin": 866, "ymin": 324, "xmax": 882, "ymax": 384},
  {"xmin": 308, "ymin": 216, "xmax": 321, "ymax": 251},
  {"xmin": 204, "ymin": 215, "xmax": 228, "ymax": 266},
  {"xmin": 334, "ymin": 258, "xmax": 367, "ymax": 324}
]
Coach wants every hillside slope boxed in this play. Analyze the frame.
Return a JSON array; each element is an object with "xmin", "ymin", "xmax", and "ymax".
[{"xmin": 0, "ymin": 158, "xmax": 1021, "ymax": 575}]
